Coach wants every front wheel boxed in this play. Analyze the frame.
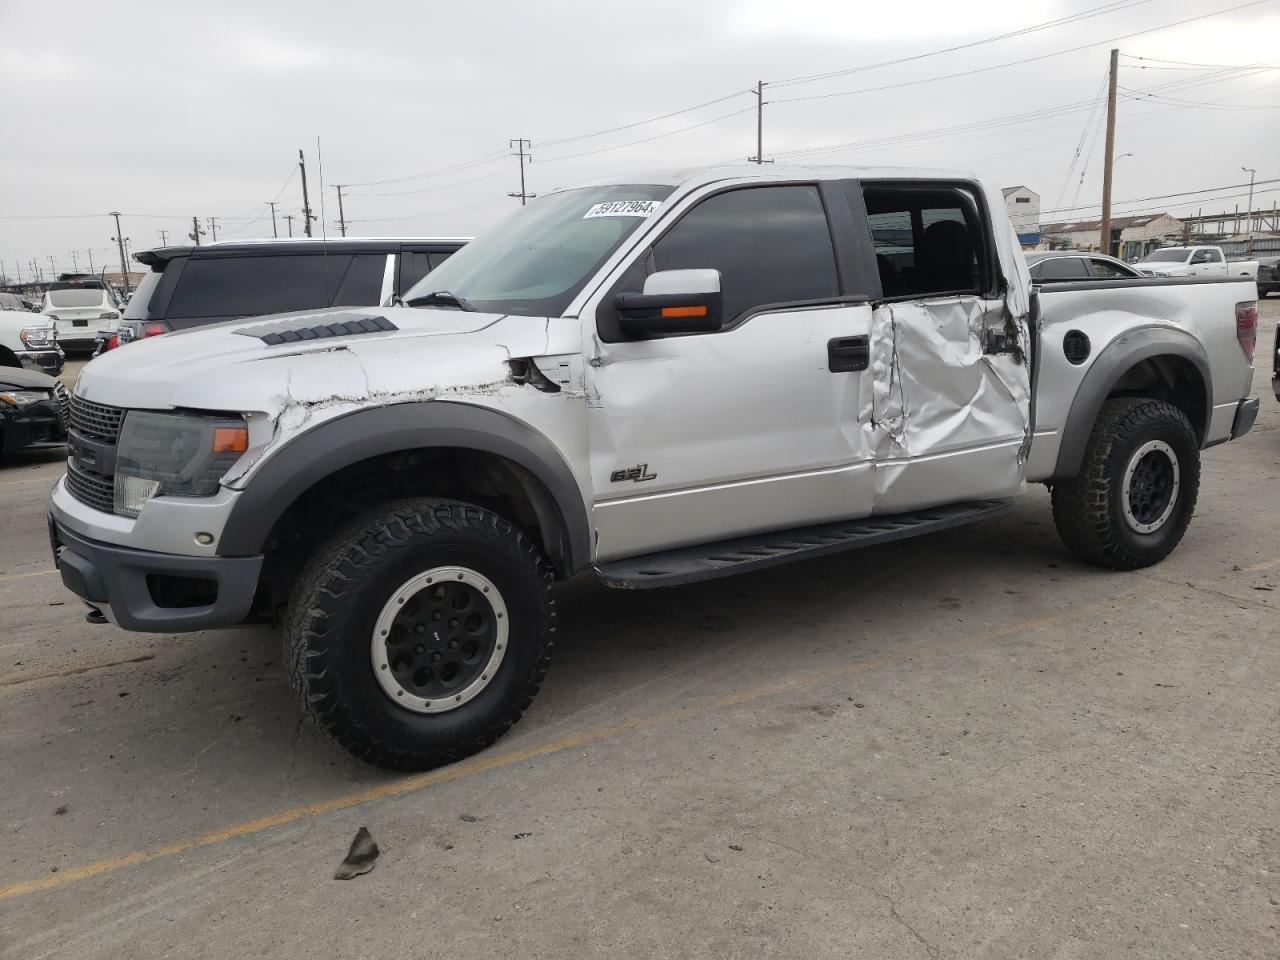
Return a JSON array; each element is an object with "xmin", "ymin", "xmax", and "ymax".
[
  {"xmin": 284, "ymin": 498, "xmax": 555, "ymax": 770},
  {"xmin": 1051, "ymin": 397, "xmax": 1200, "ymax": 570}
]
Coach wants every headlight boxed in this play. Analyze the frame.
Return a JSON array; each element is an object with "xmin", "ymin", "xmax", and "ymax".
[
  {"xmin": 19, "ymin": 326, "xmax": 55, "ymax": 347},
  {"xmin": 114, "ymin": 411, "xmax": 249, "ymax": 517},
  {"xmin": 0, "ymin": 390, "xmax": 50, "ymax": 406}
]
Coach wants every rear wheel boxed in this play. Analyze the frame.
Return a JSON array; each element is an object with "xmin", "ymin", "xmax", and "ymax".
[
  {"xmin": 1051, "ymin": 398, "xmax": 1200, "ymax": 570},
  {"xmin": 284, "ymin": 498, "xmax": 555, "ymax": 770}
]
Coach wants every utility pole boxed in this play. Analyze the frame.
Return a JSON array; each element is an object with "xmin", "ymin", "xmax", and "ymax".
[
  {"xmin": 70, "ymin": 251, "xmax": 79, "ymax": 273},
  {"xmin": 508, "ymin": 138, "xmax": 535, "ymax": 205},
  {"xmin": 157, "ymin": 229, "xmax": 169, "ymax": 246},
  {"xmin": 1241, "ymin": 166, "xmax": 1257, "ymax": 252},
  {"xmin": 49, "ymin": 255, "xmax": 57, "ymax": 278},
  {"xmin": 189, "ymin": 216, "xmax": 205, "ymax": 246},
  {"xmin": 335, "ymin": 185, "xmax": 348, "ymax": 237},
  {"xmin": 298, "ymin": 148, "xmax": 315, "ymax": 237},
  {"xmin": 268, "ymin": 201, "xmax": 278, "ymax": 238},
  {"xmin": 87, "ymin": 249, "xmax": 95, "ymax": 273},
  {"xmin": 749, "ymin": 80, "xmax": 769, "ymax": 164},
  {"xmin": 108, "ymin": 211, "xmax": 131, "ymax": 295},
  {"xmin": 285, "ymin": 214, "xmax": 295, "ymax": 238},
  {"xmin": 207, "ymin": 217, "xmax": 219, "ymax": 242},
  {"xmin": 1098, "ymin": 48, "xmax": 1119, "ymax": 256}
]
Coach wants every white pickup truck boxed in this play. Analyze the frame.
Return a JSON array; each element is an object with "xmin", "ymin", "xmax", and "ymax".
[
  {"xmin": 1135, "ymin": 245, "xmax": 1258, "ymax": 280},
  {"xmin": 48, "ymin": 165, "xmax": 1260, "ymax": 769}
]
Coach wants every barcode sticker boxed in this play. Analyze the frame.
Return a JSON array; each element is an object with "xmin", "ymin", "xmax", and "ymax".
[{"xmin": 583, "ymin": 200, "xmax": 660, "ymax": 219}]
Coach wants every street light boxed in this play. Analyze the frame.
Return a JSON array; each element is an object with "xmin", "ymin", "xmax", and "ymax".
[{"xmin": 1112, "ymin": 152, "xmax": 1134, "ymax": 167}]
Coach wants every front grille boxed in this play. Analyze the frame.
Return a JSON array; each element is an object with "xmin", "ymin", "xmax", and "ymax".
[
  {"xmin": 69, "ymin": 396, "xmax": 124, "ymax": 442},
  {"xmin": 65, "ymin": 461, "xmax": 115, "ymax": 513},
  {"xmin": 53, "ymin": 383, "xmax": 70, "ymax": 431}
]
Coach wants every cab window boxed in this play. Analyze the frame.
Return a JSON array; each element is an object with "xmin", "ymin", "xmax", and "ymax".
[{"xmin": 861, "ymin": 185, "xmax": 990, "ymax": 298}]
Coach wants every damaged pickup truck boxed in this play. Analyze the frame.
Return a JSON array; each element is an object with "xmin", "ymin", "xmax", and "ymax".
[{"xmin": 49, "ymin": 166, "xmax": 1260, "ymax": 769}]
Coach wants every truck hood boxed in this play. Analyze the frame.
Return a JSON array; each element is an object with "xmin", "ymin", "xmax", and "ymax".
[
  {"xmin": 1136, "ymin": 262, "xmax": 1187, "ymax": 275},
  {"xmin": 72, "ymin": 305, "xmax": 579, "ymax": 414}
]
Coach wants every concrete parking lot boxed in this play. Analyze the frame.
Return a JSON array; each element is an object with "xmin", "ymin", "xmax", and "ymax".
[{"xmin": 2, "ymin": 306, "xmax": 1277, "ymax": 959}]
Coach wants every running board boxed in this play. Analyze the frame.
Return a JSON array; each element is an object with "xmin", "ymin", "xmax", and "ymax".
[{"xmin": 595, "ymin": 500, "xmax": 1012, "ymax": 589}]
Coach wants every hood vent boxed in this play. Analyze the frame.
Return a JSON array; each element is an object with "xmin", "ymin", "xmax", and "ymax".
[{"xmin": 235, "ymin": 313, "xmax": 398, "ymax": 346}]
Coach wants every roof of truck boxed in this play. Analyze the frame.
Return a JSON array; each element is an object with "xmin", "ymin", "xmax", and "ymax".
[{"xmin": 568, "ymin": 164, "xmax": 988, "ymax": 192}]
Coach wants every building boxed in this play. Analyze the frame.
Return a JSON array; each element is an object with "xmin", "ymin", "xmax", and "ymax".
[
  {"xmin": 1040, "ymin": 212, "xmax": 1184, "ymax": 260},
  {"xmin": 1002, "ymin": 186, "xmax": 1040, "ymax": 248}
]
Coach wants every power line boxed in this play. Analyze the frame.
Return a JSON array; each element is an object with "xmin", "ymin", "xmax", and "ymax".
[
  {"xmin": 768, "ymin": 0, "xmax": 1271, "ymax": 105},
  {"xmin": 536, "ymin": 90, "xmax": 751, "ymax": 148},
  {"xmin": 538, "ymin": 105, "xmax": 757, "ymax": 163},
  {"xmin": 1040, "ymin": 177, "xmax": 1280, "ymax": 216},
  {"xmin": 770, "ymin": 0, "xmax": 1157, "ymax": 88}
]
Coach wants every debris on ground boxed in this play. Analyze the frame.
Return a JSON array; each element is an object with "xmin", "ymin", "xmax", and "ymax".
[
  {"xmin": 459, "ymin": 814, "xmax": 480, "ymax": 822},
  {"xmin": 728, "ymin": 844, "xmax": 743, "ymax": 852},
  {"xmin": 334, "ymin": 827, "xmax": 379, "ymax": 880},
  {"xmin": 513, "ymin": 832, "xmax": 532, "ymax": 840}
]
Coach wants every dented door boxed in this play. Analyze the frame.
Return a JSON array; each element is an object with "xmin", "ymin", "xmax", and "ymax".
[{"xmin": 866, "ymin": 294, "xmax": 1031, "ymax": 512}]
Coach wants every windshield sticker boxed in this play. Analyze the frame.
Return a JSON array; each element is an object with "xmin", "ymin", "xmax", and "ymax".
[{"xmin": 583, "ymin": 200, "xmax": 660, "ymax": 219}]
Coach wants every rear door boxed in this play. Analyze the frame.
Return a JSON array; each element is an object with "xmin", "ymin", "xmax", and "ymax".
[
  {"xmin": 856, "ymin": 181, "xmax": 1031, "ymax": 512},
  {"xmin": 585, "ymin": 182, "xmax": 879, "ymax": 560}
]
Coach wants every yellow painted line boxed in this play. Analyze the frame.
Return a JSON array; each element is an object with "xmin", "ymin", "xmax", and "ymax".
[
  {"xmin": 1241, "ymin": 557, "xmax": 1280, "ymax": 573},
  {"xmin": 0, "ymin": 611, "xmax": 1065, "ymax": 902},
  {"xmin": 0, "ymin": 569, "xmax": 57, "ymax": 583}
]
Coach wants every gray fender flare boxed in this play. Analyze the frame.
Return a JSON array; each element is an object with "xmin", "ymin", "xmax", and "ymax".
[
  {"xmin": 216, "ymin": 402, "xmax": 592, "ymax": 575},
  {"xmin": 1052, "ymin": 325, "xmax": 1212, "ymax": 480}
]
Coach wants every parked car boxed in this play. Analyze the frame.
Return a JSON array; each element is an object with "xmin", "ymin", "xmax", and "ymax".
[
  {"xmin": 1025, "ymin": 251, "xmax": 1142, "ymax": 281},
  {"xmin": 1256, "ymin": 255, "xmax": 1278, "ymax": 298},
  {"xmin": 41, "ymin": 280, "xmax": 121, "ymax": 355},
  {"xmin": 49, "ymin": 164, "xmax": 1258, "ymax": 770},
  {"xmin": 0, "ymin": 309, "xmax": 63, "ymax": 376},
  {"xmin": 105, "ymin": 237, "xmax": 468, "ymax": 351},
  {"xmin": 0, "ymin": 365, "xmax": 68, "ymax": 460},
  {"xmin": 1135, "ymin": 246, "xmax": 1258, "ymax": 279}
]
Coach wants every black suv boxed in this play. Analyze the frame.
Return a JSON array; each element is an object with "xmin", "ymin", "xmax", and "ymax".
[{"xmin": 110, "ymin": 237, "xmax": 467, "ymax": 349}]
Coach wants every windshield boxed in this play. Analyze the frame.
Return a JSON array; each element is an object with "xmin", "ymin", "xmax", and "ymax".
[
  {"xmin": 404, "ymin": 183, "xmax": 675, "ymax": 317},
  {"xmin": 1140, "ymin": 249, "xmax": 1189, "ymax": 263},
  {"xmin": 47, "ymin": 289, "xmax": 109, "ymax": 307}
]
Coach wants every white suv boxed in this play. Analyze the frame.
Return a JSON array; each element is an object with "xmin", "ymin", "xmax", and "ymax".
[{"xmin": 42, "ymin": 281, "xmax": 121, "ymax": 355}]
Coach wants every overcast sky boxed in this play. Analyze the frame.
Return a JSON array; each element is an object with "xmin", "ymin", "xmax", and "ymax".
[{"xmin": 1, "ymin": 0, "xmax": 1276, "ymax": 279}]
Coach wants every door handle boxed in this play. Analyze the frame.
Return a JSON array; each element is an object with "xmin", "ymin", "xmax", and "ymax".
[{"xmin": 827, "ymin": 335, "xmax": 869, "ymax": 373}]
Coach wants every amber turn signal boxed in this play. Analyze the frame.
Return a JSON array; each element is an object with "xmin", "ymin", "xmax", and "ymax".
[
  {"xmin": 212, "ymin": 426, "xmax": 249, "ymax": 453},
  {"xmin": 660, "ymin": 305, "xmax": 708, "ymax": 319}
]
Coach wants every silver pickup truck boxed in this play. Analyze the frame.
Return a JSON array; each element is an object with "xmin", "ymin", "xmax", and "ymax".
[{"xmin": 48, "ymin": 165, "xmax": 1259, "ymax": 769}]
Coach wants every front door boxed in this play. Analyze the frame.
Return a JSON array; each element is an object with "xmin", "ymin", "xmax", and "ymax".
[{"xmin": 584, "ymin": 184, "xmax": 877, "ymax": 562}]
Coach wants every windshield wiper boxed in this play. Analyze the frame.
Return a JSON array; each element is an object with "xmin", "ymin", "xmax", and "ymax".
[{"xmin": 405, "ymin": 290, "xmax": 478, "ymax": 312}]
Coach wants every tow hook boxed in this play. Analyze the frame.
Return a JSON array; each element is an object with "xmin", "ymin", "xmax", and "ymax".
[{"xmin": 85, "ymin": 607, "xmax": 108, "ymax": 625}]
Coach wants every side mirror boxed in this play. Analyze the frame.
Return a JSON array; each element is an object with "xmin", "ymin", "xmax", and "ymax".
[{"xmin": 615, "ymin": 269, "xmax": 723, "ymax": 338}]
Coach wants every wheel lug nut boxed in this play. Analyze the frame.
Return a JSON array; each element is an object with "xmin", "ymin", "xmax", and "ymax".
[
  {"xmin": 449, "ymin": 619, "xmax": 458, "ymax": 628},
  {"xmin": 415, "ymin": 645, "xmax": 425, "ymax": 654},
  {"xmin": 432, "ymin": 652, "xmax": 442, "ymax": 663},
  {"xmin": 448, "ymin": 639, "xmax": 458, "ymax": 649},
  {"xmin": 414, "ymin": 624, "xmax": 425, "ymax": 634}
]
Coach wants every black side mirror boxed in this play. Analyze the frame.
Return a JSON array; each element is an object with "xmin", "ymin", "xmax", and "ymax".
[{"xmin": 615, "ymin": 269, "xmax": 723, "ymax": 338}]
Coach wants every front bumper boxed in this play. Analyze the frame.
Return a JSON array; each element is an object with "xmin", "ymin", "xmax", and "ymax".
[
  {"xmin": 17, "ymin": 348, "xmax": 64, "ymax": 376},
  {"xmin": 49, "ymin": 514, "xmax": 263, "ymax": 632},
  {"xmin": 1, "ymin": 397, "xmax": 67, "ymax": 452}
]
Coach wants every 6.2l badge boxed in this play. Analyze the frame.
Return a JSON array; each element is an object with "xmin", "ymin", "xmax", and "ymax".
[{"xmin": 610, "ymin": 463, "xmax": 657, "ymax": 483}]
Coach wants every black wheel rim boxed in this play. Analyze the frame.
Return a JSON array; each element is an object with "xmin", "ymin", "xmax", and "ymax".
[
  {"xmin": 1128, "ymin": 449, "xmax": 1176, "ymax": 525},
  {"xmin": 383, "ymin": 579, "xmax": 498, "ymax": 702}
]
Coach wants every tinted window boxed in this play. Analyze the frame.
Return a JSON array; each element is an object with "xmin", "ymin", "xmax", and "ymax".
[
  {"xmin": 1090, "ymin": 258, "xmax": 1133, "ymax": 279},
  {"xmin": 862, "ymin": 187, "xmax": 987, "ymax": 298},
  {"xmin": 121, "ymin": 270, "xmax": 163, "ymax": 319},
  {"xmin": 398, "ymin": 251, "xmax": 434, "ymax": 295},
  {"xmin": 651, "ymin": 185, "xmax": 839, "ymax": 321},
  {"xmin": 1037, "ymin": 257, "xmax": 1090, "ymax": 280},
  {"xmin": 332, "ymin": 254, "xmax": 388, "ymax": 306},
  {"xmin": 166, "ymin": 254, "xmax": 353, "ymax": 319}
]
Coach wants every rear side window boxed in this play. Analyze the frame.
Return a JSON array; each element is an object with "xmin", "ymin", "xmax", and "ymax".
[
  {"xmin": 651, "ymin": 185, "xmax": 839, "ymax": 322},
  {"xmin": 1037, "ymin": 257, "xmax": 1090, "ymax": 280},
  {"xmin": 332, "ymin": 254, "xmax": 389, "ymax": 306},
  {"xmin": 862, "ymin": 186, "xmax": 989, "ymax": 298},
  {"xmin": 166, "ymin": 255, "xmax": 353, "ymax": 319}
]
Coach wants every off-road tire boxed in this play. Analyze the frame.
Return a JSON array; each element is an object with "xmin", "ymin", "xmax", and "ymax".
[
  {"xmin": 284, "ymin": 498, "xmax": 555, "ymax": 770},
  {"xmin": 1051, "ymin": 397, "xmax": 1200, "ymax": 570}
]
